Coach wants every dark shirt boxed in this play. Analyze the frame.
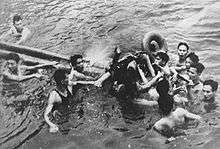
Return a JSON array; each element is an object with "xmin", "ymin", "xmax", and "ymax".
[{"xmin": 51, "ymin": 88, "xmax": 73, "ymax": 124}]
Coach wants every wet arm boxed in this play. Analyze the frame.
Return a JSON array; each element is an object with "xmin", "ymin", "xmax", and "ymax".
[
  {"xmin": 44, "ymin": 92, "xmax": 57, "ymax": 128},
  {"xmin": 137, "ymin": 65, "xmax": 148, "ymax": 84},
  {"xmin": 3, "ymin": 71, "xmax": 37, "ymax": 82},
  {"xmin": 139, "ymin": 72, "xmax": 163, "ymax": 90},
  {"xmin": 185, "ymin": 110, "xmax": 202, "ymax": 120},
  {"xmin": 143, "ymin": 54, "xmax": 155, "ymax": 77}
]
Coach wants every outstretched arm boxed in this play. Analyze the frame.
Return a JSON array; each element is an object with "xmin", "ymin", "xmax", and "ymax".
[
  {"xmin": 139, "ymin": 71, "xmax": 163, "ymax": 91},
  {"xmin": 44, "ymin": 91, "xmax": 59, "ymax": 133},
  {"xmin": 185, "ymin": 110, "xmax": 201, "ymax": 120},
  {"xmin": 3, "ymin": 70, "xmax": 42, "ymax": 82},
  {"xmin": 94, "ymin": 72, "xmax": 111, "ymax": 87},
  {"xmin": 134, "ymin": 98, "xmax": 158, "ymax": 106},
  {"xmin": 142, "ymin": 54, "xmax": 155, "ymax": 77}
]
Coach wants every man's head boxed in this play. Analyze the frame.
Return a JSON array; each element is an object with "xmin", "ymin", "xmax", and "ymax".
[
  {"xmin": 202, "ymin": 79, "xmax": 218, "ymax": 101},
  {"xmin": 177, "ymin": 42, "xmax": 189, "ymax": 60},
  {"xmin": 187, "ymin": 62, "xmax": 205, "ymax": 81},
  {"xmin": 185, "ymin": 52, "xmax": 199, "ymax": 69},
  {"xmin": 53, "ymin": 69, "xmax": 68, "ymax": 87},
  {"xmin": 12, "ymin": 14, "xmax": 23, "ymax": 31},
  {"xmin": 154, "ymin": 52, "xmax": 169, "ymax": 67},
  {"xmin": 5, "ymin": 53, "xmax": 20, "ymax": 72},
  {"xmin": 69, "ymin": 54, "xmax": 84, "ymax": 71}
]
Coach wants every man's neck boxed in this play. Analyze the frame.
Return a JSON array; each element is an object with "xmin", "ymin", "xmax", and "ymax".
[
  {"xmin": 178, "ymin": 57, "xmax": 185, "ymax": 63},
  {"xmin": 192, "ymin": 79, "xmax": 200, "ymax": 85}
]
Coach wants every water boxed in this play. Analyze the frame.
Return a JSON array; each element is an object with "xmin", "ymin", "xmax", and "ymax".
[{"xmin": 0, "ymin": 0, "xmax": 220, "ymax": 148}]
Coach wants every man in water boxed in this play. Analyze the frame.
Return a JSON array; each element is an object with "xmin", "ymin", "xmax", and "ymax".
[
  {"xmin": 68, "ymin": 54, "xmax": 94, "ymax": 82},
  {"xmin": 0, "ymin": 14, "xmax": 31, "ymax": 44},
  {"xmin": 152, "ymin": 78, "xmax": 202, "ymax": 141},
  {"xmin": 44, "ymin": 69, "xmax": 74, "ymax": 133},
  {"xmin": 186, "ymin": 62, "xmax": 205, "ymax": 101},
  {"xmin": 1, "ymin": 53, "xmax": 46, "ymax": 98},
  {"xmin": 68, "ymin": 54, "xmax": 95, "ymax": 95},
  {"xmin": 174, "ymin": 42, "xmax": 189, "ymax": 71},
  {"xmin": 193, "ymin": 79, "xmax": 219, "ymax": 114},
  {"xmin": 153, "ymin": 107, "xmax": 202, "ymax": 139}
]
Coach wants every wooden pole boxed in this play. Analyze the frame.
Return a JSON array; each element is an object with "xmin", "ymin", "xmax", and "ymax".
[{"xmin": 0, "ymin": 41, "xmax": 69, "ymax": 62}]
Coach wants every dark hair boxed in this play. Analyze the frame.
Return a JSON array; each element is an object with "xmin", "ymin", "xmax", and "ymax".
[
  {"xmin": 191, "ymin": 62, "xmax": 205, "ymax": 74},
  {"xmin": 177, "ymin": 42, "xmax": 189, "ymax": 51},
  {"xmin": 69, "ymin": 54, "xmax": 83, "ymax": 67},
  {"xmin": 53, "ymin": 69, "xmax": 68, "ymax": 85},
  {"xmin": 186, "ymin": 52, "xmax": 199, "ymax": 64},
  {"xmin": 13, "ymin": 14, "xmax": 22, "ymax": 24},
  {"xmin": 156, "ymin": 79, "xmax": 174, "ymax": 115},
  {"xmin": 6, "ymin": 53, "xmax": 20, "ymax": 63},
  {"xmin": 203, "ymin": 79, "xmax": 218, "ymax": 92},
  {"xmin": 156, "ymin": 52, "xmax": 169, "ymax": 64}
]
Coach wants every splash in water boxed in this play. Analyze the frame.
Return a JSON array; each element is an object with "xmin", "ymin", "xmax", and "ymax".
[{"xmin": 84, "ymin": 43, "xmax": 113, "ymax": 68}]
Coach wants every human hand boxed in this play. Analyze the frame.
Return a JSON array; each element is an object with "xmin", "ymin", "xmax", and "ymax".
[
  {"xmin": 156, "ymin": 71, "xmax": 164, "ymax": 78},
  {"xmin": 49, "ymin": 125, "xmax": 59, "ymax": 133},
  {"xmin": 94, "ymin": 80, "xmax": 102, "ymax": 87},
  {"xmin": 187, "ymin": 80, "xmax": 194, "ymax": 87},
  {"xmin": 49, "ymin": 61, "xmax": 59, "ymax": 66},
  {"xmin": 34, "ymin": 73, "xmax": 44, "ymax": 79}
]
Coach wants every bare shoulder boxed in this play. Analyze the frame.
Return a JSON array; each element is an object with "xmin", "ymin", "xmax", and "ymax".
[
  {"xmin": 174, "ymin": 107, "xmax": 187, "ymax": 115},
  {"xmin": 48, "ymin": 90, "xmax": 61, "ymax": 104}
]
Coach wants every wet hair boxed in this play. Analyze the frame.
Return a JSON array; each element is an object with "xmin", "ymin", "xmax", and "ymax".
[
  {"xmin": 186, "ymin": 52, "xmax": 199, "ymax": 64},
  {"xmin": 53, "ymin": 69, "xmax": 68, "ymax": 85},
  {"xmin": 156, "ymin": 79, "xmax": 174, "ymax": 116},
  {"xmin": 13, "ymin": 14, "xmax": 22, "ymax": 24},
  {"xmin": 203, "ymin": 79, "xmax": 218, "ymax": 92},
  {"xmin": 191, "ymin": 62, "xmax": 205, "ymax": 74},
  {"xmin": 156, "ymin": 52, "xmax": 169, "ymax": 64},
  {"xmin": 69, "ymin": 54, "xmax": 83, "ymax": 67},
  {"xmin": 5, "ymin": 53, "xmax": 20, "ymax": 63},
  {"xmin": 177, "ymin": 42, "xmax": 189, "ymax": 51}
]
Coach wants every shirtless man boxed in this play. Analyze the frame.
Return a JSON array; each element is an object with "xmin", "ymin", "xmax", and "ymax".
[
  {"xmin": 1, "ymin": 53, "xmax": 45, "ymax": 97},
  {"xmin": 192, "ymin": 79, "xmax": 219, "ymax": 114},
  {"xmin": 0, "ymin": 14, "xmax": 31, "ymax": 44},
  {"xmin": 186, "ymin": 62, "xmax": 205, "ymax": 100},
  {"xmin": 68, "ymin": 54, "xmax": 95, "ymax": 88},
  {"xmin": 169, "ymin": 42, "xmax": 189, "ymax": 72},
  {"xmin": 153, "ymin": 107, "xmax": 202, "ymax": 138},
  {"xmin": 152, "ymin": 78, "xmax": 202, "ymax": 141}
]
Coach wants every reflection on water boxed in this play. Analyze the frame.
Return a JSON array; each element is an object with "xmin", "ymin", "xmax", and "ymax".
[{"xmin": 0, "ymin": 0, "xmax": 220, "ymax": 148}]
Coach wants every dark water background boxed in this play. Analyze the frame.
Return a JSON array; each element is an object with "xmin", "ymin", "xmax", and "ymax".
[{"xmin": 0, "ymin": 0, "xmax": 220, "ymax": 149}]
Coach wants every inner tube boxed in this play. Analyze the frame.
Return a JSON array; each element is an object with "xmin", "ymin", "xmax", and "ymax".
[{"xmin": 142, "ymin": 32, "xmax": 168, "ymax": 53}]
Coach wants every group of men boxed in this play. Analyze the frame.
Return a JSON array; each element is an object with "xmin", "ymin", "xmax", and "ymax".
[{"xmin": 0, "ymin": 14, "xmax": 219, "ymax": 140}]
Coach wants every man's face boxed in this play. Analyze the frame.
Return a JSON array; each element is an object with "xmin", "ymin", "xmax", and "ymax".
[
  {"xmin": 7, "ymin": 59, "xmax": 18, "ymax": 71},
  {"xmin": 185, "ymin": 57, "xmax": 193, "ymax": 69},
  {"xmin": 14, "ymin": 20, "xmax": 23, "ymax": 31},
  {"xmin": 202, "ymin": 85, "xmax": 215, "ymax": 101},
  {"xmin": 187, "ymin": 67, "xmax": 199, "ymax": 81},
  {"xmin": 178, "ymin": 45, "xmax": 188, "ymax": 59},
  {"xmin": 155, "ymin": 56, "xmax": 165, "ymax": 67},
  {"xmin": 61, "ymin": 73, "xmax": 69, "ymax": 86},
  {"xmin": 75, "ymin": 58, "xmax": 84, "ymax": 71}
]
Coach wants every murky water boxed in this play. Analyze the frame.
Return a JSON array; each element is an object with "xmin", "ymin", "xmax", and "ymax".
[{"xmin": 0, "ymin": 0, "xmax": 220, "ymax": 148}]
